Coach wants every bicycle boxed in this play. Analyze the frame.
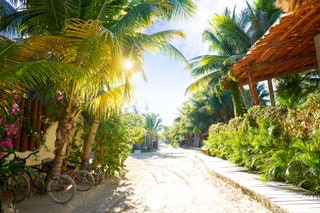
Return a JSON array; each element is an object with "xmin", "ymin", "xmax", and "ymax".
[
  {"xmin": 15, "ymin": 151, "xmax": 77, "ymax": 204},
  {"xmin": 62, "ymin": 159, "xmax": 95, "ymax": 191},
  {"xmin": 83, "ymin": 162, "xmax": 107, "ymax": 186}
]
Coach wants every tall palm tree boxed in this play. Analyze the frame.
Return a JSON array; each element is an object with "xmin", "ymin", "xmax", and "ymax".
[
  {"xmin": 188, "ymin": 8, "xmax": 250, "ymax": 116},
  {"xmin": 0, "ymin": 0, "xmax": 197, "ymax": 173},
  {"xmin": 245, "ymin": 0, "xmax": 281, "ymax": 106}
]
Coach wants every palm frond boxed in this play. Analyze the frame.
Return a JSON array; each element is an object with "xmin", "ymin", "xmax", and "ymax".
[
  {"xmin": 189, "ymin": 54, "xmax": 228, "ymax": 77},
  {"xmin": 15, "ymin": 0, "xmax": 69, "ymax": 35},
  {"xmin": 62, "ymin": 19, "xmax": 124, "ymax": 77},
  {"xmin": 163, "ymin": 0, "xmax": 196, "ymax": 21},
  {"xmin": 112, "ymin": 2, "xmax": 158, "ymax": 35},
  {"xmin": 2, "ymin": 61, "xmax": 87, "ymax": 93},
  {"xmin": 85, "ymin": 81, "xmax": 133, "ymax": 117},
  {"xmin": 186, "ymin": 72, "xmax": 221, "ymax": 94},
  {"xmin": 214, "ymin": 14, "xmax": 252, "ymax": 53},
  {"xmin": 158, "ymin": 43, "xmax": 191, "ymax": 70}
]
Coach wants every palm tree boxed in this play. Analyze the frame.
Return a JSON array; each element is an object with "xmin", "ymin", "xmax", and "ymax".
[
  {"xmin": 245, "ymin": 0, "xmax": 281, "ymax": 106},
  {"xmin": 188, "ymin": 0, "xmax": 281, "ymax": 118},
  {"xmin": 174, "ymin": 84, "xmax": 234, "ymax": 147},
  {"xmin": 0, "ymin": 0, "xmax": 197, "ymax": 173},
  {"xmin": 143, "ymin": 113, "xmax": 162, "ymax": 150},
  {"xmin": 188, "ymin": 8, "xmax": 250, "ymax": 116},
  {"xmin": 275, "ymin": 70, "xmax": 320, "ymax": 108}
]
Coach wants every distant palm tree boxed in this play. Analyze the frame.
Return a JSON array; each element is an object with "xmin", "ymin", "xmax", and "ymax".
[
  {"xmin": 143, "ymin": 113, "xmax": 162, "ymax": 150},
  {"xmin": 175, "ymin": 85, "xmax": 234, "ymax": 147},
  {"xmin": 188, "ymin": 8, "xmax": 250, "ymax": 116}
]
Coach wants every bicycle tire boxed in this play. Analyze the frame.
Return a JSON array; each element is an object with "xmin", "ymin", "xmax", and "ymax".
[
  {"xmin": 91, "ymin": 167, "xmax": 104, "ymax": 186},
  {"xmin": 73, "ymin": 170, "xmax": 94, "ymax": 191},
  {"xmin": 47, "ymin": 173, "xmax": 76, "ymax": 204},
  {"xmin": 4, "ymin": 174, "xmax": 30, "ymax": 203}
]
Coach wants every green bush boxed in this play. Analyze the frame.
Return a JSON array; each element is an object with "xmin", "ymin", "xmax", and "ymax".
[{"xmin": 204, "ymin": 95, "xmax": 320, "ymax": 194}]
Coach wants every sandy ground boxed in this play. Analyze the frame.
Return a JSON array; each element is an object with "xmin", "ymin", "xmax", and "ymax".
[{"xmin": 13, "ymin": 144, "xmax": 271, "ymax": 213}]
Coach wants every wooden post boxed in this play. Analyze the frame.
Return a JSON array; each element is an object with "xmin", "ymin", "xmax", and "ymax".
[
  {"xmin": 247, "ymin": 70, "xmax": 260, "ymax": 106},
  {"xmin": 314, "ymin": 34, "xmax": 320, "ymax": 69}
]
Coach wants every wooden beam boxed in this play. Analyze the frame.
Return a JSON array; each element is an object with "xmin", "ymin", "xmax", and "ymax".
[
  {"xmin": 238, "ymin": 65, "xmax": 317, "ymax": 86},
  {"xmin": 314, "ymin": 34, "xmax": 320, "ymax": 68},
  {"xmin": 247, "ymin": 69, "xmax": 260, "ymax": 106}
]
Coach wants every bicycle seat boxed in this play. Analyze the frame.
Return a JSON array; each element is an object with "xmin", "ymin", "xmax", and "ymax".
[
  {"xmin": 43, "ymin": 161, "xmax": 54, "ymax": 170},
  {"xmin": 67, "ymin": 165, "xmax": 76, "ymax": 170}
]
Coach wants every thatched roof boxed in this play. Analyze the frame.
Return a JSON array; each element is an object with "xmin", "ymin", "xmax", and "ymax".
[{"xmin": 229, "ymin": 0, "xmax": 320, "ymax": 87}]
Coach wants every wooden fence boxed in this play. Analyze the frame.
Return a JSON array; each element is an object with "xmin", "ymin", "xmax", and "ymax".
[{"xmin": 12, "ymin": 99, "xmax": 47, "ymax": 152}]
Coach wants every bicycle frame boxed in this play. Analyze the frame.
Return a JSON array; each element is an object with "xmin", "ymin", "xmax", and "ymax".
[{"xmin": 6, "ymin": 151, "xmax": 76, "ymax": 204}]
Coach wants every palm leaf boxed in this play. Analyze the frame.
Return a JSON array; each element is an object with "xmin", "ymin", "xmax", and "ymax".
[{"xmin": 85, "ymin": 82, "xmax": 133, "ymax": 116}]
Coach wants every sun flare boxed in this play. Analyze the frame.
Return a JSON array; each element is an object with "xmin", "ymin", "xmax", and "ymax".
[{"xmin": 124, "ymin": 60, "xmax": 133, "ymax": 70}]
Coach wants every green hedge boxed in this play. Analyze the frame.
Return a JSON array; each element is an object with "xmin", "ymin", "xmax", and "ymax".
[{"xmin": 204, "ymin": 94, "xmax": 320, "ymax": 194}]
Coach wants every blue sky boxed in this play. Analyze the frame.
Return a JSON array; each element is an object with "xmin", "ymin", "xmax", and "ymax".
[{"xmin": 131, "ymin": 0, "xmax": 251, "ymax": 126}]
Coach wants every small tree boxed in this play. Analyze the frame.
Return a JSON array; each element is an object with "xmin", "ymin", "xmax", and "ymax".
[{"xmin": 143, "ymin": 113, "xmax": 162, "ymax": 151}]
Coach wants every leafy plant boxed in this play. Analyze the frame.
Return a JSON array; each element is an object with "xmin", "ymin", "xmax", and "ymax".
[
  {"xmin": 94, "ymin": 116, "xmax": 132, "ymax": 175},
  {"xmin": 289, "ymin": 134, "xmax": 320, "ymax": 193},
  {"xmin": 260, "ymin": 150, "xmax": 294, "ymax": 182}
]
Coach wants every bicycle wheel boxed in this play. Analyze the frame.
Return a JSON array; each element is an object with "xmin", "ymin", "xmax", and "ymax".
[
  {"xmin": 90, "ymin": 167, "xmax": 104, "ymax": 186},
  {"xmin": 47, "ymin": 173, "xmax": 76, "ymax": 204},
  {"xmin": 4, "ymin": 174, "xmax": 30, "ymax": 203},
  {"xmin": 73, "ymin": 170, "xmax": 94, "ymax": 191}
]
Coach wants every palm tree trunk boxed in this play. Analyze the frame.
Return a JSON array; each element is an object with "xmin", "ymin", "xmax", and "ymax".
[
  {"xmin": 267, "ymin": 79, "xmax": 275, "ymax": 106},
  {"xmin": 82, "ymin": 118, "xmax": 100, "ymax": 168},
  {"xmin": 52, "ymin": 109, "xmax": 77, "ymax": 175},
  {"xmin": 239, "ymin": 86, "xmax": 250, "ymax": 110},
  {"xmin": 193, "ymin": 133, "xmax": 200, "ymax": 147},
  {"xmin": 229, "ymin": 81, "xmax": 245, "ymax": 117}
]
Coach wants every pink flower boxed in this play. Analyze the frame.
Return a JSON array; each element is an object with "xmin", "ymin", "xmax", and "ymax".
[
  {"xmin": 0, "ymin": 138, "xmax": 13, "ymax": 158},
  {"xmin": 5, "ymin": 124, "xmax": 16, "ymax": 136},
  {"xmin": 57, "ymin": 90, "xmax": 64, "ymax": 101},
  {"xmin": 11, "ymin": 103, "xmax": 20, "ymax": 115},
  {"xmin": 0, "ymin": 138, "xmax": 13, "ymax": 149}
]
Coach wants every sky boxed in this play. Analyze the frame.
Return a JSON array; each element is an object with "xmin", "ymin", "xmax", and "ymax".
[{"xmin": 131, "ymin": 0, "xmax": 251, "ymax": 126}]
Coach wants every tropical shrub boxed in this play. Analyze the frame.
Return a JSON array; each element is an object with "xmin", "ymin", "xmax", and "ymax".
[
  {"xmin": 93, "ymin": 116, "xmax": 132, "ymax": 175},
  {"xmin": 204, "ymin": 94, "xmax": 320, "ymax": 194}
]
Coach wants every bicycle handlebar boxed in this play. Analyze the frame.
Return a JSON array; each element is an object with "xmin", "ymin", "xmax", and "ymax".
[{"xmin": 11, "ymin": 150, "xmax": 40, "ymax": 164}]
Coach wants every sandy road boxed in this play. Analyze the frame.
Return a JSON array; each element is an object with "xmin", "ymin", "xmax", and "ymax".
[
  {"xmin": 14, "ymin": 144, "xmax": 271, "ymax": 213},
  {"xmin": 105, "ymin": 143, "xmax": 271, "ymax": 213}
]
